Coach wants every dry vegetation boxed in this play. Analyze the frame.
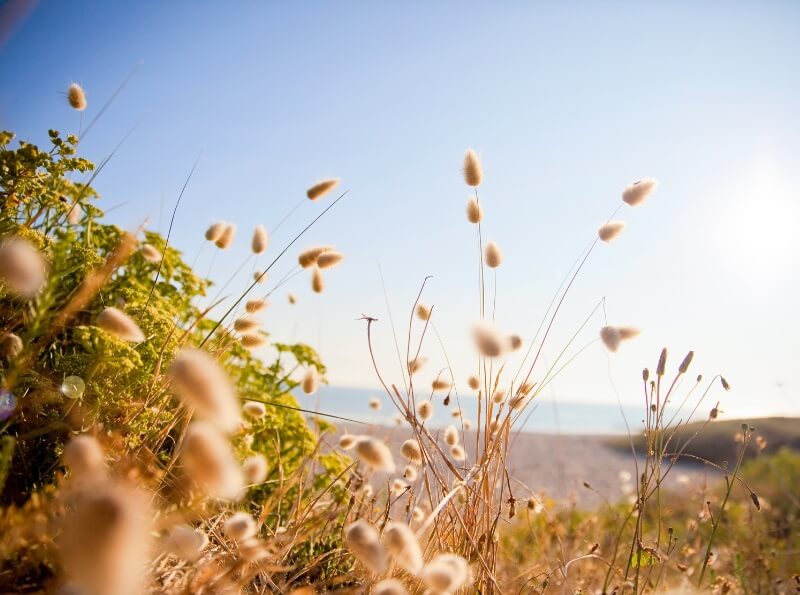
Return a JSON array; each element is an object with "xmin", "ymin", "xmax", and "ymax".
[{"xmin": 0, "ymin": 85, "xmax": 798, "ymax": 594}]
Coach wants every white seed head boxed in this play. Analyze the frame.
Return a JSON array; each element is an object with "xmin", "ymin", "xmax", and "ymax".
[
  {"xmin": 473, "ymin": 322, "xmax": 504, "ymax": 358},
  {"xmin": 302, "ymin": 367, "xmax": 319, "ymax": 395},
  {"xmin": 63, "ymin": 434, "xmax": 106, "ymax": 479},
  {"xmin": 95, "ymin": 307, "xmax": 145, "ymax": 343},
  {"xmin": 463, "ymin": 148, "xmax": 483, "ymax": 187},
  {"xmin": 450, "ymin": 444, "xmax": 466, "ymax": 461},
  {"xmin": 411, "ymin": 507, "xmax": 425, "ymax": 523},
  {"xmin": 338, "ymin": 434, "xmax": 358, "ymax": 450},
  {"xmin": 344, "ymin": 519, "xmax": 386, "ymax": 573},
  {"xmin": 0, "ymin": 237, "xmax": 47, "ymax": 298},
  {"xmin": 444, "ymin": 425, "xmax": 459, "ymax": 446},
  {"xmin": 215, "ymin": 223, "xmax": 236, "ymax": 249},
  {"xmin": 403, "ymin": 465, "xmax": 418, "ymax": 482},
  {"xmin": 224, "ymin": 512, "xmax": 256, "ymax": 541},
  {"xmin": 354, "ymin": 437, "xmax": 395, "ymax": 473},
  {"xmin": 243, "ymin": 401, "xmax": 266, "ymax": 419},
  {"xmin": 383, "ymin": 521, "xmax": 423, "ymax": 574},
  {"xmin": 243, "ymin": 454, "xmax": 268, "ymax": 484},
  {"xmin": 162, "ymin": 524, "xmax": 207, "ymax": 561},
  {"xmin": 466, "ymin": 196, "xmax": 483, "ymax": 224},
  {"xmin": 600, "ymin": 326, "xmax": 639, "ymax": 352},
  {"xmin": 373, "ymin": 578, "xmax": 409, "ymax": 595},
  {"xmin": 306, "ymin": 178, "xmax": 340, "ymax": 201},
  {"xmin": 598, "ymin": 220, "xmax": 626, "ymax": 243},
  {"xmin": 421, "ymin": 553, "xmax": 470, "ymax": 593},
  {"xmin": 168, "ymin": 349, "xmax": 241, "ymax": 433},
  {"xmin": 66, "ymin": 202, "xmax": 82, "ymax": 225},
  {"xmin": 205, "ymin": 221, "xmax": 226, "ymax": 242},
  {"xmin": 298, "ymin": 245, "xmax": 334, "ymax": 268},
  {"xmin": 491, "ymin": 387, "xmax": 507, "ymax": 404},
  {"xmin": 622, "ymin": 178, "xmax": 658, "ymax": 207},
  {"xmin": 400, "ymin": 439, "xmax": 423, "ymax": 465},
  {"xmin": 485, "ymin": 240, "xmax": 503, "ymax": 268},
  {"xmin": 316, "ymin": 251, "xmax": 344, "ymax": 269},
  {"xmin": 181, "ymin": 421, "xmax": 243, "ymax": 500},
  {"xmin": 140, "ymin": 243, "xmax": 162, "ymax": 263},
  {"xmin": 251, "ymin": 224, "xmax": 269, "ymax": 254},
  {"xmin": 67, "ymin": 83, "xmax": 87, "ymax": 111},
  {"xmin": 417, "ymin": 400, "xmax": 434, "ymax": 421}
]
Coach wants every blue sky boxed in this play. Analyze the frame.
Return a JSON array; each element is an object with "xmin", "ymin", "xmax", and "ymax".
[{"xmin": 2, "ymin": 1, "xmax": 799, "ymax": 421}]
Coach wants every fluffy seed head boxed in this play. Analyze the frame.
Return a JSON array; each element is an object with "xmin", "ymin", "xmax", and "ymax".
[
  {"xmin": 298, "ymin": 245, "xmax": 334, "ymax": 268},
  {"xmin": 251, "ymin": 224, "xmax": 268, "ymax": 254},
  {"xmin": 338, "ymin": 434, "xmax": 358, "ymax": 450},
  {"xmin": 0, "ymin": 237, "xmax": 47, "ymax": 298},
  {"xmin": 600, "ymin": 326, "xmax": 621, "ymax": 352},
  {"xmin": 484, "ymin": 240, "xmax": 503, "ymax": 268},
  {"xmin": 215, "ymin": 223, "xmax": 236, "ymax": 249},
  {"xmin": 444, "ymin": 425, "xmax": 459, "ymax": 446},
  {"xmin": 253, "ymin": 270, "xmax": 268, "ymax": 284},
  {"xmin": 417, "ymin": 400, "xmax": 434, "ymax": 421},
  {"xmin": 619, "ymin": 327, "xmax": 640, "ymax": 340},
  {"xmin": 67, "ymin": 202, "xmax": 82, "ymax": 224},
  {"xmin": 383, "ymin": 521, "xmax": 423, "ymax": 574},
  {"xmin": 491, "ymin": 387, "xmax": 507, "ymax": 404},
  {"xmin": 243, "ymin": 401, "xmax": 266, "ymax": 419},
  {"xmin": 507, "ymin": 334, "xmax": 523, "ymax": 351},
  {"xmin": 598, "ymin": 220, "xmax": 626, "ymax": 243},
  {"xmin": 431, "ymin": 377, "xmax": 450, "ymax": 391},
  {"xmin": 679, "ymin": 350, "xmax": 695, "ymax": 374},
  {"xmin": 140, "ymin": 243, "xmax": 161, "ymax": 262},
  {"xmin": 463, "ymin": 419, "xmax": 473, "ymax": 430},
  {"xmin": 205, "ymin": 221, "xmax": 226, "ymax": 242},
  {"xmin": 403, "ymin": 465, "xmax": 418, "ymax": 481},
  {"xmin": 95, "ymin": 307, "xmax": 145, "ymax": 343},
  {"xmin": 421, "ymin": 553, "xmax": 470, "ymax": 593},
  {"xmin": 63, "ymin": 434, "xmax": 106, "ymax": 479},
  {"xmin": 245, "ymin": 298, "xmax": 268, "ymax": 313},
  {"xmin": 67, "ymin": 83, "xmax": 87, "ymax": 111},
  {"xmin": 307, "ymin": 178, "xmax": 340, "ymax": 201},
  {"xmin": 416, "ymin": 303, "xmax": 431, "ymax": 321},
  {"xmin": 622, "ymin": 178, "xmax": 658, "ymax": 207},
  {"xmin": 408, "ymin": 356, "xmax": 427, "ymax": 374},
  {"xmin": 510, "ymin": 393, "xmax": 530, "ymax": 411},
  {"xmin": 463, "ymin": 149, "xmax": 483, "ymax": 187},
  {"xmin": 288, "ymin": 292, "xmax": 297, "ymax": 305},
  {"xmin": 411, "ymin": 507, "xmax": 425, "ymax": 523},
  {"xmin": 344, "ymin": 519, "xmax": 386, "ymax": 573},
  {"xmin": 316, "ymin": 251, "xmax": 344, "ymax": 269},
  {"xmin": 467, "ymin": 375, "xmax": 480, "ymax": 390},
  {"xmin": 466, "ymin": 196, "xmax": 483, "ymax": 224},
  {"xmin": 473, "ymin": 322, "xmax": 504, "ymax": 358},
  {"xmin": 368, "ymin": 398, "xmax": 381, "ymax": 411},
  {"xmin": 224, "ymin": 512, "xmax": 256, "ymax": 541},
  {"xmin": 181, "ymin": 421, "xmax": 243, "ymax": 500},
  {"xmin": 391, "ymin": 477, "xmax": 409, "ymax": 495},
  {"xmin": 240, "ymin": 333, "xmax": 267, "ymax": 349},
  {"xmin": 168, "ymin": 349, "xmax": 241, "ymax": 433},
  {"xmin": 311, "ymin": 266, "xmax": 324, "ymax": 293},
  {"xmin": 657, "ymin": 347, "xmax": 668, "ymax": 376},
  {"xmin": 0, "ymin": 333, "xmax": 23, "ymax": 359},
  {"xmin": 373, "ymin": 578, "xmax": 409, "ymax": 595},
  {"xmin": 234, "ymin": 317, "xmax": 259, "ymax": 333},
  {"xmin": 400, "ymin": 439, "xmax": 423, "ymax": 464},
  {"xmin": 243, "ymin": 454, "xmax": 268, "ymax": 484},
  {"xmin": 354, "ymin": 436, "xmax": 395, "ymax": 472},
  {"xmin": 450, "ymin": 444, "xmax": 466, "ymax": 461},
  {"xmin": 163, "ymin": 525, "xmax": 207, "ymax": 561},
  {"xmin": 302, "ymin": 367, "xmax": 319, "ymax": 395}
]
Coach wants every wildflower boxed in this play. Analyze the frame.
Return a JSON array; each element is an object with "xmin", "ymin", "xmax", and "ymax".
[
  {"xmin": 243, "ymin": 454, "xmax": 268, "ymax": 484},
  {"xmin": 485, "ymin": 240, "xmax": 503, "ymax": 268},
  {"xmin": 463, "ymin": 149, "xmax": 483, "ymax": 187},
  {"xmin": 243, "ymin": 401, "xmax": 266, "ymax": 419},
  {"xmin": 373, "ymin": 578, "xmax": 409, "ymax": 595},
  {"xmin": 467, "ymin": 375, "xmax": 480, "ymax": 390},
  {"xmin": 240, "ymin": 333, "xmax": 267, "ymax": 349},
  {"xmin": 598, "ymin": 221, "xmax": 626, "ymax": 243},
  {"xmin": 311, "ymin": 266, "xmax": 324, "ymax": 293},
  {"xmin": 466, "ymin": 196, "xmax": 483, "ymax": 223},
  {"xmin": 298, "ymin": 245, "xmax": 333, "ymax": 268},
  {"xmin": 403, "ymin": 465, "xmax": 418, "ymax": 481},
  {"xmin": 205, "ymin": 221, "xmax": 226, "ymax": 242},
  {"xmin": 251, "ymin": 224, "xmax": 268, "ymax": 254},
  {"xmin": 140, "ymin": 243, "xmax": 162, "ymax": 262},
  {"xmin": 444, "ymin": 425, "xmax": 459, "ymax": 446},
  {"xmin": 316, "ymin": 251, "xmax": 344, "ymax": 269},
  {"xmin": 224, "ymin": 512, "xmax": 256, "ymax": 540},
  {"xmin": 354, "ymin": 436, "xmax": 395, "ymax": 472},
  {"xmin": 307, "ymin": 178, "xmax": 340, "ymax": 201},
  {"xmin": 181, "ymin": 421, "xmax": 243, "ymax": 500},
  {"xmin": 622, "ymin": 178, "xmax": 658, "ymax": 207},
  {"xmin": 473, "ymin": 322, "xmax": 504, "ymax": 357},
  {"xmin": 417, "ymin": 400, "xmax": 434, "ymax": 421},
  {"xmin": 400, "ymin": 439, "xmax": 423, "ymax": 465},
  {"xmin": 369, "ymin": 398, "xmax": 381, "ymax": 411},
  {"xmin": 421, "ymin": 553, "xmax": 470, "ymax": 593},
  {"xmin": 451, "ymin": 444, "xmax": 466, "ymax": 461},
  {"xmin": 344, "ymin": 519, "xmax": 386, "ymax": 573},
  {"xmin": 62, "ymin": 434, "xmax": 106, "ymax": 479},
  {"xmin": 95, "ymin": 307, "xmax": 145, "ymax": 342},
  {"xmin": 162, "ymin": 525, "xmax": 207, "ymax": 561},
  {"xmin": 383, "ymin": 521, "xmax": 423, "ymax": 574},
  {"xmin": 168, "ymin": 349, "xmax": 241, "ymax": 433},
  {"xmin": 338, "ymin": 434, "xmax": 358, "ymax": 450},
  {"xmin": 416, "ymin": 303, "xmax": 431, "ymax": 321},
  {"xmin": 58, "ymin": 483, "xmax": 150, "ymax": 595},
  {"xmin": 409, "ymin": 356, "xmax": 427, "ymax": 374},
  {"xmin": 67, "ymin": 83, "xmax": 87, "ymax": 111},
  {"xmin": 0, "ymin": 237, "xmax": 47, "ymax": 297},
  {"xmin": 600, "ymin": 326, "xmax": 639, "ymax": 353},
  {"xmin": 245, "ymin": 298, "xmax": 268, "ymax": 313},
  {"xmin": 302, "ymin": 367, "xmax": 319, "ymax": 395},
  {"xmin": 0, "ymin": 333, "xmax": 23, "ymax": 359},
  {"xmin": 431, "ymin": 378, "xmax": 450, "ymax": 391},
  {"xmin": 215, "ymin": 223, "xmax": 236, "ymax": 249}
]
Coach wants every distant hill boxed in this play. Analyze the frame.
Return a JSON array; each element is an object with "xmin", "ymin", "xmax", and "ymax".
[{"xmin": 605, "ymin": 417, "xmax": 800, "ymax": 467}]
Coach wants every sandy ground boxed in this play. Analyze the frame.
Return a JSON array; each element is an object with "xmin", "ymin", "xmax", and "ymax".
[{"xmin": 324, "ymin": 426, "xmax": 714, "ymax": 507}]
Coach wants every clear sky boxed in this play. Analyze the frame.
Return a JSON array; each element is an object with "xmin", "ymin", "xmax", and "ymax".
[{"xmin": 2, "ymin": 1, "xmax": 798, "ymax": 421}]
